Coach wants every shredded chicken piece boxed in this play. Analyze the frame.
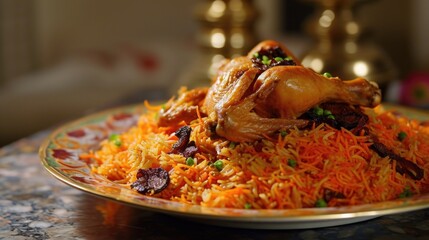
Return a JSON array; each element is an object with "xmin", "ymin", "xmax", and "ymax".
[{"xmin": 158, "ymin": 88, "xmax": 207, "ymax": 127}]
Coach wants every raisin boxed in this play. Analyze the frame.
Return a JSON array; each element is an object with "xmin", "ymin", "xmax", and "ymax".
[
  {"xmin": 131, "ymin": 168, "xmax": 170, "ymax": 194},
  {"xmin": 170, "ymin": 126, "xmax": 192, "ymax": 154},
  {"xmin": 182, "ymin": 141, "xmax": 198, "ymax": 158},
  {"xmin": 169, "ymin": 126, "xmax": 199, "ymax": 158}
]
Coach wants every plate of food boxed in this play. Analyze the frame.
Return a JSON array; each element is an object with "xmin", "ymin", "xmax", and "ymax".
[{"xmin": 39, "ymin": 40, "xmax": 429, "ymax": 229}]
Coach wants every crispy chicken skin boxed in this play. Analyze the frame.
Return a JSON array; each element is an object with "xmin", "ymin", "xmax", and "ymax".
[{"xmin": 203, "ymin": 40, "xmax": 381, "ymax": 142}]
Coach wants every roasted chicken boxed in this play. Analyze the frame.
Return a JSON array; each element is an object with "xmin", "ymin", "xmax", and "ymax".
[
  {"xmin": 203, "ymin": 40, "xmax": 381, "ymax": 142},
  {"xmin": 156, "ymin": 40, "xmax": 424, "ymax": 181}
]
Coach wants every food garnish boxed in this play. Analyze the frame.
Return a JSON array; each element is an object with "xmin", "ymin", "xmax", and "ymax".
[{"xmin": 131, "ymin": 168, "xmax": 170, "ymax": 194}]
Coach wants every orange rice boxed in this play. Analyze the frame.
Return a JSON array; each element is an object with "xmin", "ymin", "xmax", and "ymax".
[{"xmin": 90, "ymin": 103, "xmax": 429, "ymax": 209}]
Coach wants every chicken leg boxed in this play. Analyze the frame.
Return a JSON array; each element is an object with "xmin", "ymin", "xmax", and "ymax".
[{"xmin": 253, "ymin": 66, "xmax": 381, "ymax": 119}]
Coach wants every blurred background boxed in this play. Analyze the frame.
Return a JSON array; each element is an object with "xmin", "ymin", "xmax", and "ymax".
[{"xmin": 1, "ymin": 0, "xmax": 428, "ymax": 146}]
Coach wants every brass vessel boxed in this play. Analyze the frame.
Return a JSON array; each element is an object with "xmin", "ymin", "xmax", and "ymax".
[
  {"xmin": 301, "ymin": 0, "xmax": 396, "ymax": 95},
  {"xmin": 177, "ymin": 0, "xmax": 258, "ymax": 90}
]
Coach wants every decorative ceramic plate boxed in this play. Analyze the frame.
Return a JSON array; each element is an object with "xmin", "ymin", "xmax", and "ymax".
[{"xmin": 39, "ymin": 103, "xmax": 429, "ymax": 229}]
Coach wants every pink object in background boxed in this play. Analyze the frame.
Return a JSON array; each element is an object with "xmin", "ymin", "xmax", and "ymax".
[{"xmin": 400, "ymin": 72, "xmax": 429, "ymax": 108}]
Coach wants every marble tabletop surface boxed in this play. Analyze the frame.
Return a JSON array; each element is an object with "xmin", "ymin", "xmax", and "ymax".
[{"xmin": 1, "ymin": 126, "xmax": 429, "ymax": 240}]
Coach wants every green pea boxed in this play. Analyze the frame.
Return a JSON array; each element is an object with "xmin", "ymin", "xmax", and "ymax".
[
  {"xmin": 315, "ymin": 199, "xmax": 328, "ymax": 208},
  {"xmin": 186, "ymin": 157, "xmax": 195, "ymax": 166},
  {"xmin": 262, "ymin": 59, "xmax": 271, "ymax": 66},
  {"xmin": 261, "ymin": 55, "xmax": 271, "ymax": 65},
  {"xmin": 244, "ymin": 203, "xmax": 252, "ymax": 209},
  {"xmin": 323, "ymin": 72, "xmax": 332, "ymax": 78},
  {"xmin": 397, "ymin": 131, "xmax": 407, "ymax": 141},
  {"xmin": 323, "ymin": 110, "xmax": 332, "ymax": 116},
  {"xmin": 313, "ymin": 106, "xmax": 324, "ymax": 116},
  {"xmin": 288, "ymin": 159, "xmax": 297, "ymax": 168},
  {"xmin": 214, "ymin": 160, "xmax": 224, "ymax": 171},
  {"xmin": 399, "ymin": 186, "xmax": 412, "ymax": 198},
  {"xmin": 108, "ymin": 134, "xmax": 122, "ymax": 147}
]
